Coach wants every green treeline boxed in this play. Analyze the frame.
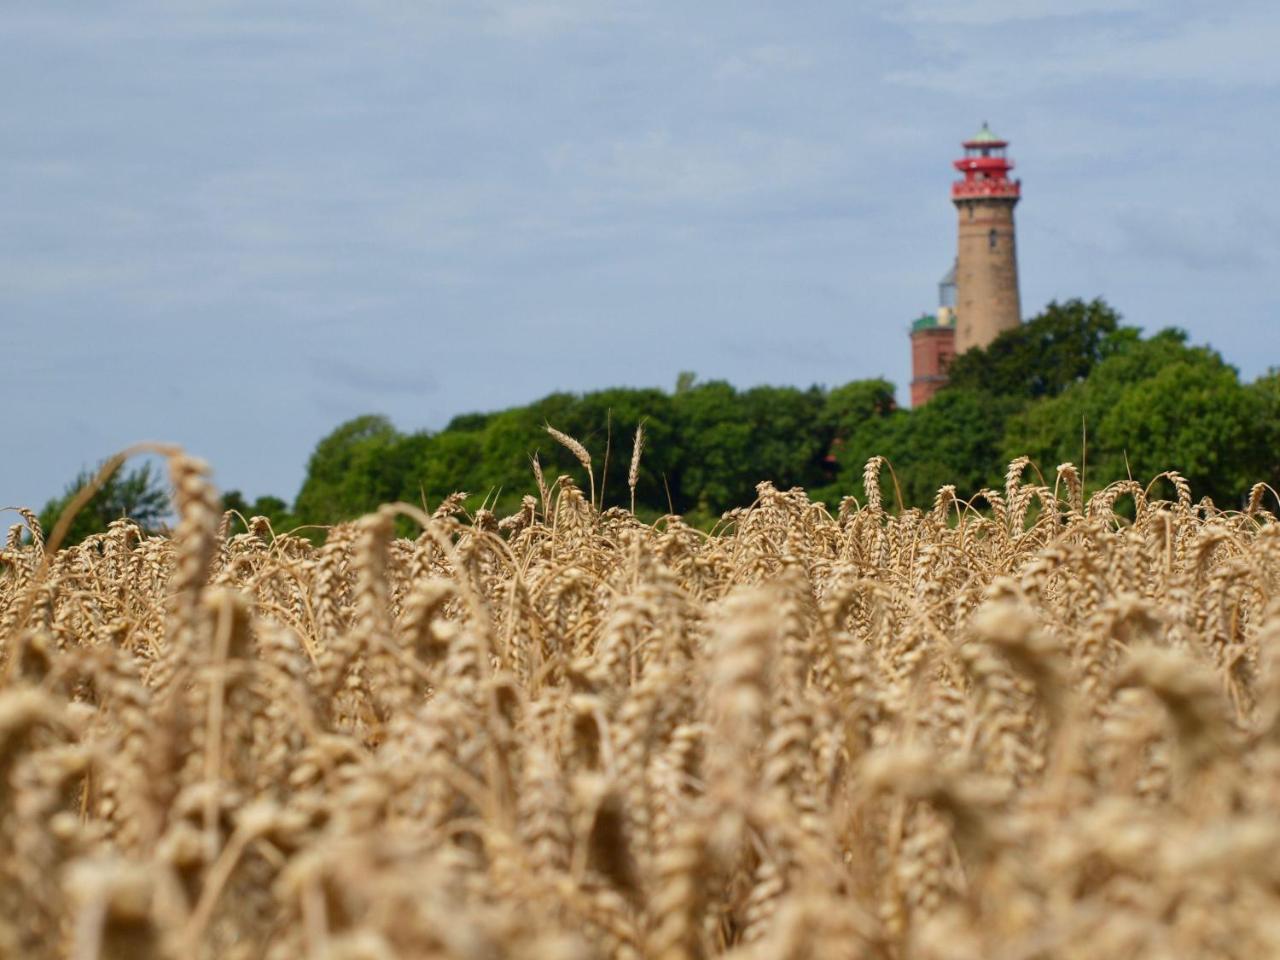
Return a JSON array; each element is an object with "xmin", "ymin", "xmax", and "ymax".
[
  {"xmin": 225, "ymin": 298, "xmax": 1278, "ymax": 533},
  {"xmin": 38, "ymin": 298, "xmax": 1280, "ymax": 544}
]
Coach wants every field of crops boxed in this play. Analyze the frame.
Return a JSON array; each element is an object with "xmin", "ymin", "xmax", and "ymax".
[{"xmin": 1, "ymin": 446, "xmax": 1278, "ymax": 959}]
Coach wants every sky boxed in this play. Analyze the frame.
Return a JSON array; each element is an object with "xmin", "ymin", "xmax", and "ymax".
[{"xmin": 4, "ymin": 0, "xmax": 1279, "ymax": 510}]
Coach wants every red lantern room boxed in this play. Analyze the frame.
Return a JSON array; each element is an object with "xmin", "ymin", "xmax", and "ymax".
[{"xmin": 951, "ymin": 123, "xmax": 1021, "ymax": 201}]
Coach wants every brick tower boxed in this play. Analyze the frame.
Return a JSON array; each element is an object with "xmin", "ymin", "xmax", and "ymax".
[
  {"xmin": 909, "ymin": 269, "xmax": 957, "ymax": 407},
  {"xmin": 951, "ymin": 123, "xmax": 1022, "ymax": 353}
]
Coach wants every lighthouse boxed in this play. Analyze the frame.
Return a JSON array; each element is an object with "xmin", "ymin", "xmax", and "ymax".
[
  {"xmin": 910, "ymin": 124, "xmax": 1023, "ymax": 406},
  {"xmin": 951, "ymin": 123, "xmax": 1022, "ymax": 353}
]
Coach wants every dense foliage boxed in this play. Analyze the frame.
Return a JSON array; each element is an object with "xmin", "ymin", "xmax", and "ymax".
[
  {"xmin": 35, "ymin": 298, "xmax": 1280, "ymax": 542},
  {"xmin": 271, "ymin": 299, "xmax": 1275, "ymax": 529}
]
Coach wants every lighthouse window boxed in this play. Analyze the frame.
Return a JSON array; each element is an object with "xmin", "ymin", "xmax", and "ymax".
[{"xmin": 988, "ymin": 228, "xmax": 998, "ymax": 250}]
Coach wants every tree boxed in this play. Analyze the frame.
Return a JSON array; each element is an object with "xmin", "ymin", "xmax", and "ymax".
[
  {"xmin": 1251, "ymin": 369, "xmax": 1280, "ymax": 491},
  {"xmin": 411, "ymin": 431, "xmax": 485, "ymax": 508},
  {"xmin": 668, "ymin": 381, "xmax": 829, "ymax": 515},
  {"xmin": 945, "ymin": 298, "xmax": 1125, "ymax": 401},
  {"xmin": 474, "ymin": 393, "xmax": 580, "ymax": 501},
  {"xmin": 1100, "ymin": 359, "xmax": 1271, "ymax": 503},
  {"xmin": 444, "ymin": 411, "xmax": 494, "ymax": 432},
  {"xmin": 38, "ymin": 461, "xmax": 170, "ymax": 547},
  {"xmin": 293, "ymin": 415, "xmax": 400, "ymax": 523},
  {"xmin": 279, "ymin": 305, "xmax": 1270, "ymax": 525},
  {"xmin": 837, "ymin": 388, "xmax": 1016, "ymax": 507},
  {"xmin": 448, "ymin": 389, "xmax": 679, "ymax": 513},
  {"xmin": 669, "ymin": 380, "xmax": 757, "ymax": 512},
  {"xmin": 1003, "ymin": 330, "xmax": 1272, "ymax": 505},
  {"xmin": 740, "ymin": 385, "xmax": 829, "ymax": 492},
  {"xmin": 556, "ymin": 388, "xmax": 679, "ymax": 512},
  {"xmin": 823, "ymin": 378, "xmax": 897, "ymax": 448}
]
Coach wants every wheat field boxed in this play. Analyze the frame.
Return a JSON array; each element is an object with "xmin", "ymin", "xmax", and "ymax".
[{"xmin": 1, "ymin": 445, "xmax": 1278, "ymax": 959}]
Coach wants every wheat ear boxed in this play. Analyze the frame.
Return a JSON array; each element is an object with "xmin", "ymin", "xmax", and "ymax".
[
  {"xmin": 629, "ymin": 421, "xmax": 646, "ymax": 515},
  {"xmin": 546, "ymin": 424, "xmax": 595, "ymax": 511}
]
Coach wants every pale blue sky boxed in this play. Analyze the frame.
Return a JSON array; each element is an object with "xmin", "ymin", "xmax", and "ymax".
[{"xmin": 4, "ymin": 0, "xmax": 1278, "ymax": 509}]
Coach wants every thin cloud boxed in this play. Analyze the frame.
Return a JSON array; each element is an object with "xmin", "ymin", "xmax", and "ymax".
[
  {"xmin": 1115, "ymin": 205, "xmax": 1270, "ymax": 273},
  {"xmin": 715, "ymin": 44, "xmax": 815, "ymax": 82},
  {"xmin": 546, "ymin": 130, "xmax": 841, "ymax": 208},
  {"xmin": 882, "ymin": 0, "xmax": 1158, "ymax": 26},
  {"xmin": 486, "ymin": 0, "xmax": 639, "ymax": 37},
  {"xmin": 886, "ymin": 6, "xmax": 1280, "ymax": 90},
  {"xmin": 310, "ymin": 355, "xmax": 439, "ymax": 398}
]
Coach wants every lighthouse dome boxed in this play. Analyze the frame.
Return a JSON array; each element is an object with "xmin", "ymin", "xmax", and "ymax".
[{"xmin": 969, "ymin": 122, "xmax": 1001, "ymax": 144}]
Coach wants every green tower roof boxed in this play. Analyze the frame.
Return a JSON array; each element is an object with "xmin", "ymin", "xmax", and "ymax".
[{"xmin": 969, "ymin": 122, "xmax": 1002, "ymax": 143}]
